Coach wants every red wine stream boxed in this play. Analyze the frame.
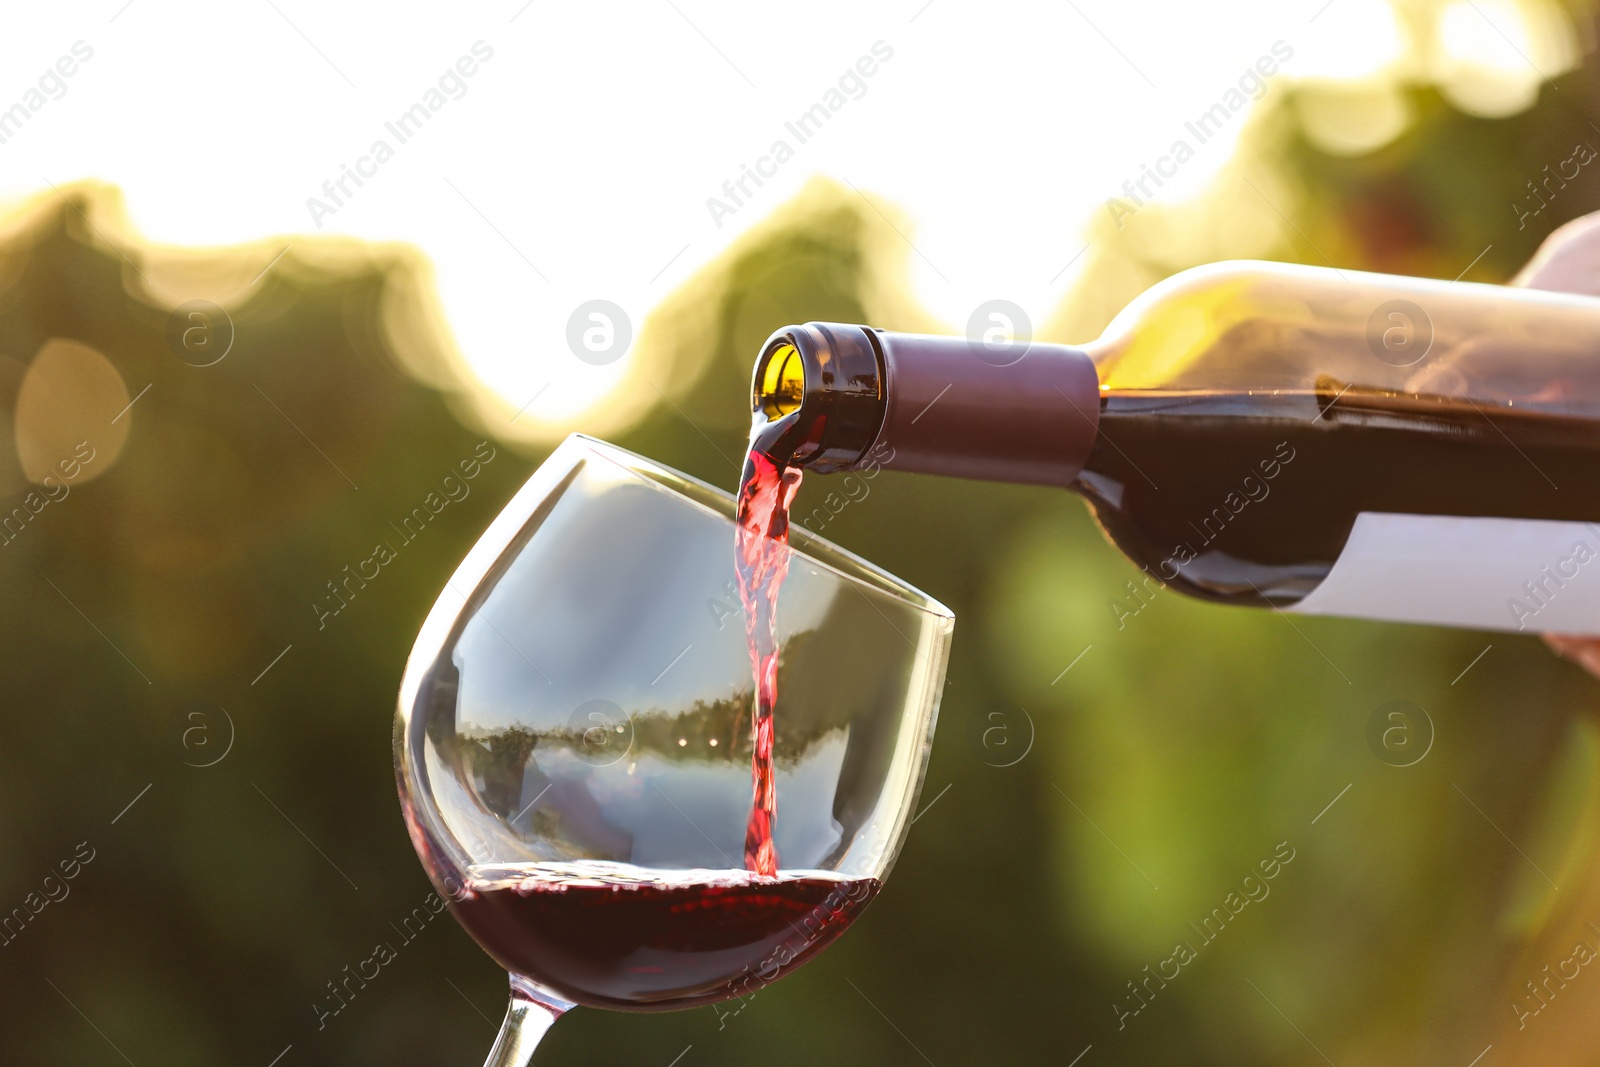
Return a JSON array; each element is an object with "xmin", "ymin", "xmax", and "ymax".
[{"xmin": 734, "ymin": 443, "xmax": 802, "ymax": 877}]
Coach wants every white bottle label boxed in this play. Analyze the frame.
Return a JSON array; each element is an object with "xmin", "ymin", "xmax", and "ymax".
[{"xmin": 1289, "ymin": 512, "xmax": 1600, "ymax": 635}]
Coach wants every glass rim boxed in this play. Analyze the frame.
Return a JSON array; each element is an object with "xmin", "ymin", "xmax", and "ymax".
[{"xmin": 566, "ymin": 433, "xmax": 954, "ymax": 622}]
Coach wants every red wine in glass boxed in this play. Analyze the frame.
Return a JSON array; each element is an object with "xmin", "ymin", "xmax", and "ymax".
[{"xmin": 450, "ymin": 862, "xmax": 880, "ymax": 1009}]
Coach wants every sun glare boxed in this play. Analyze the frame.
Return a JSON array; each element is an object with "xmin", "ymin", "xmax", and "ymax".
[{"xmin": 0, "ymin": 0, "xmax": 1576, "ymax": 440}]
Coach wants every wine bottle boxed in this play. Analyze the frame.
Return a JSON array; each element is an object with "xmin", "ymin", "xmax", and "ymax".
[{"xmin": 748, "ymin": 260, "xmax": 1600, "ymax": 635}]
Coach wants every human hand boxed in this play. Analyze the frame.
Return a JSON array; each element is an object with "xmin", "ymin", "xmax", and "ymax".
[{"xmin": 1511, "ymin": 212, "xmax": 1600, "ymax": 676}]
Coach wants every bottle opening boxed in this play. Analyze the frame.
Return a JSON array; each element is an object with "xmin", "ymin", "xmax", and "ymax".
[
  {"xmin": 757, "ymin": 340, "xmax": 805, "ymax": 419},
  {"xmin": 748, "ymin": 323, "xmax": 886, "ymax": 473}
]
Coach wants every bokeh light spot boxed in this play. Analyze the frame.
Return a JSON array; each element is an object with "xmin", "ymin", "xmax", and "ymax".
[{"xmin": 15, "ymin": 338, "xmax": 131, "ymax": 485}]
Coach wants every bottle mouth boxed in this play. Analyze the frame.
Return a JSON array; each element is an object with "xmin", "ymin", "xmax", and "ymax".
[
  {"xmin": 756, "ymin": 341, "xmax": 805, "ymax": 419},
  {"xmin": 749, "ymin": 323, "xmax": 886, "ymax": 472}
]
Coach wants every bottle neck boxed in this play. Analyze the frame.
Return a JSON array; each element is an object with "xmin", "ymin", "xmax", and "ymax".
[
  {"xmin": 749, "ymin": 323, "xmax": 1103, "ymax": 488},
  {"xmin": 866, "ymin": 329, "xmax": 1101, "ymax": 487}
]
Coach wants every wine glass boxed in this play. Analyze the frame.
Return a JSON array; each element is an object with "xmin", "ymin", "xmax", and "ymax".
[{"xmin": 394, "ymin": 434, "xmax": 953, "ymax": 1064}]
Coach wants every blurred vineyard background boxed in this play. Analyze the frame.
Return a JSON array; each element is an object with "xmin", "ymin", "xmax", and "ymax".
[{"xmin": 7, "ymin": 0, "xmax": 1600, "ymax": 1064}]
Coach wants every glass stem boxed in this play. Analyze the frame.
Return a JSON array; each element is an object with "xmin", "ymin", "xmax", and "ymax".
[{"xmin": 481, "ymin": 976, "xmax": 571, "ymax": 1067}]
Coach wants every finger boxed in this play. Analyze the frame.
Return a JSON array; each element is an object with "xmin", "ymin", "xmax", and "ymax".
[
  {"xmin": 1543, "ymin": 632, "xmax": 1600, "ymax": 677},
  {"xmin": 1513, "ymin": 210, "xmax": 1600, "ymax": 295},
  {"xmin": 1516, "ymin": 214, "xmax": 1600, "ymax": 672}
]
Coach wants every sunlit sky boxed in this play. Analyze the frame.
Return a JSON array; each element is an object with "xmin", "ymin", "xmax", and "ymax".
[{"xmin": 0, "ymin": 0, "xmax": 1564, "ymax": 432}]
